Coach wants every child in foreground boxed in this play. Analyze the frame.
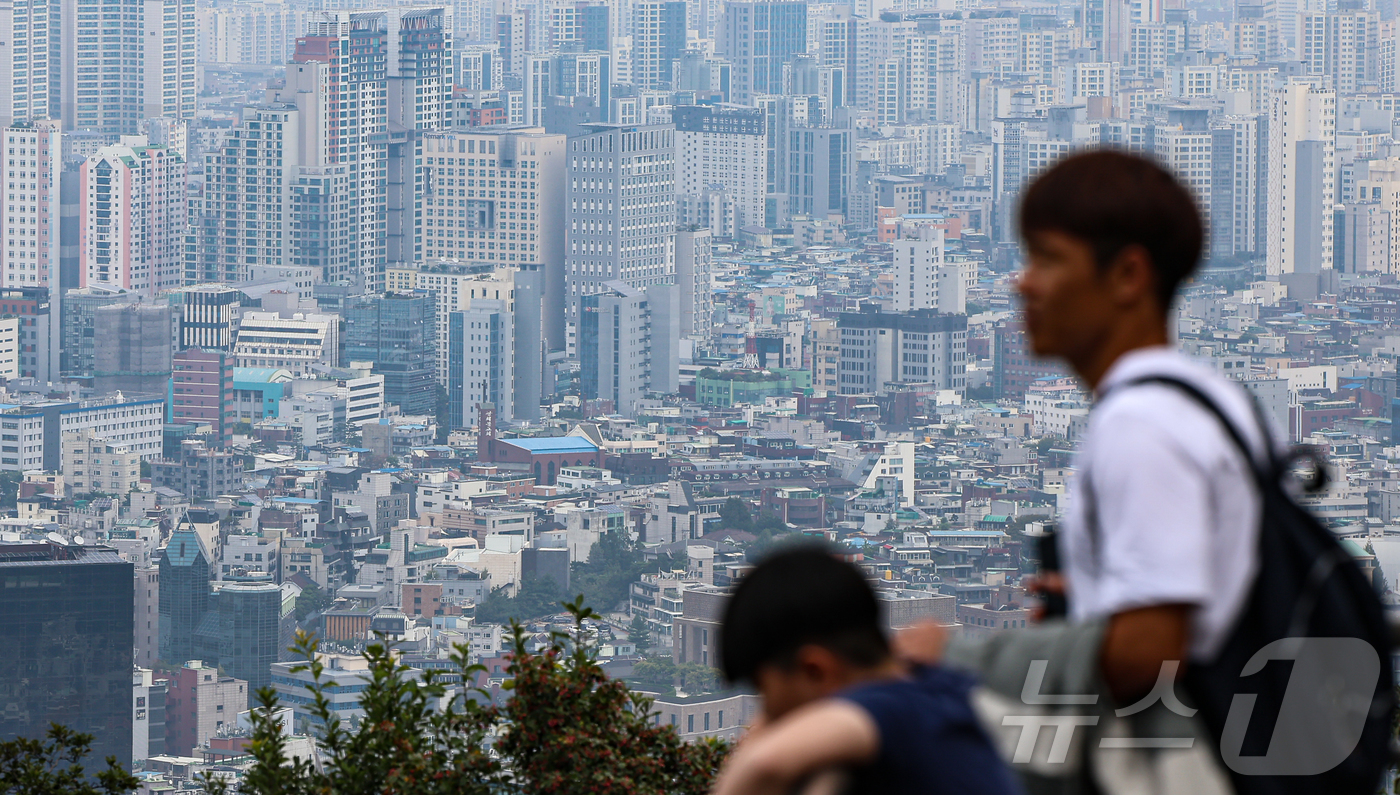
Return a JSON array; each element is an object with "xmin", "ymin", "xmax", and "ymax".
[{"xmin": 711, "ymin": 546, "xmax": 1021, "ymax": 795}]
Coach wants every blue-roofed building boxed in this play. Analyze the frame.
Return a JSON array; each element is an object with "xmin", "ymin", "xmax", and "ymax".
[
  {"xmin": 234, "ymin": 368, "xmax": 292, "ymax": 422},
  {"xmin": 482, "ymin": 432, "xmax": 601, "ymax": 486}
]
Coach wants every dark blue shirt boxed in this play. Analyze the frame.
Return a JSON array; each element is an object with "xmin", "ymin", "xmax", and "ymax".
[{"xmin": 838, "ymin": 665, "xmax": 1023, "ymax": 795}]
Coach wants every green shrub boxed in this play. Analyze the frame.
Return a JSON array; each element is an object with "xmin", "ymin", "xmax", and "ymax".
[{"xmin": 208, "ymin": 597, "xmax": 726, "ymax": 795}]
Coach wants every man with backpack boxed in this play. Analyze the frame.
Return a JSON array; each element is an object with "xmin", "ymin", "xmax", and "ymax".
[
  {"xmin": 905, "ymin": 151, "xmax": 1391, "ymax": 795},
  {"xmin": 1014, "ymin": 151, "xmax": 1267, "ymax": 705}
]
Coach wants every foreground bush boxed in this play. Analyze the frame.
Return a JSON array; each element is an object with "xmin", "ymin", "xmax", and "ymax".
[
  {"xmin": 0, "ymin": 725, "xmax": 139, "ymax": 795},
  {"xmin": 206, "ymin": 597, "xmax": 727, "ymax": 795}
]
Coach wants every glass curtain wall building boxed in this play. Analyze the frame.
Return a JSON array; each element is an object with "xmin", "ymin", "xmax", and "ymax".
[{"xmin": 0, "ymin": 543, "xmax": 133, "ymax": 767}]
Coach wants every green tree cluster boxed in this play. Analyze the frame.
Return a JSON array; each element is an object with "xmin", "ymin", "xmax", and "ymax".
[
  {"xmin": 628, "ymin": 614, "xmax": 652, "ymax": 655},
  {"xmin": 474, "ymin": 574, "xmax": 564, "ymax": 624},
  {"xmin": 0, "ymin": 725, "xmax": 138, "ymax": 795},
  {"xmin": 571, "ymin": 529, "xmax": 674, "ymax": 613},
  {"xmin": 627, "ymin": 658, "xmax": 719, "ymax": 695},
  {"xmin": 0, "ymin": 471, "xmax": 22, "ymax": 511},
  {"xmin": 293, "ymin": 584, "xmax": 335, "ymax": 623},
  {"xmin": 203, "ymin": 598, "xmax": 726, "ymax": 795},
  {"xmin": 470, "ymin": 530, "xmax": 671, "ymax": 625},
  {"xmin": 718, "ymin": 497, "xmax": 751, "ymax": 531}
]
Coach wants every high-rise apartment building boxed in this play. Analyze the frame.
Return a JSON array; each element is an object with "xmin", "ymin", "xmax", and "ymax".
[
  {"xmin": 143, "ymin": 0, "xmax": 198, "ymax": 121},
  {"xmin": 564, "ymin": 123, "xmax": 676, "ymax": 349},
  {"xmin": 447, "ymin": 301, "xmax": 514, "ymax": 428},
  {"xmin": 580, "ymin": 281, "xmax": 653, "ymax": 416},
  {"xmin": 522, "ymin": 54, "xmax": 552, "ymax": 127},
  {"xmin": 191, "ymin": 106, "xmax": 301, "ymax": 285},
  {"xmin": 457, "ymin": 44, "xmax": 503, "ymax": 91},
  {"xmin": 1352, "ymin": 158, "xmax": 1400, "ymax": 273},
  {"xmin": 674, "ymin": 226, "xmax": 711, "ymax": 339},
  {"xmin": 550, "ymin": 1, "xmax": 608, "ymax": 50},
  {"xmin": 79, "ymin": 136, "xmax": 186, "ymax": 297},
  {"xmin": 496, "ymin": 7, "xmax": 532, "ymax": 76},
  {"xmin": 1154, "ymin": 124, "xmax": 1215, "ymax": 223},
  {"xmin": 675, "ymin": 105, "xmax": 767, "ymax": 238},
  {"xmin": 386, "ymin": 8, "xmax": 454, "ymax": 264},
  {"xmin": 554, "ymin": 51, "xmax": 613, "ymax": 117},
  {"xmin": 0, "ymin": 541, "xmax": 133, "ymax": 768},
  {"xmin": 787, "ymin": 127, "xmax": 853, "ymax": 219},
  {"xmin": 292, "ymin": 12, "xmax": 392, "ymax": 291},
  {"xmin": 1300, "ymin": 11, "xmax": 1379, "ymax": 95},
  {"xmin": 719, "ymin": 1, "xmax": 807, "ymax": 104},
  {"xmin": 199, "ymin": 9, "xmax": 449, "ymax": 286},
  {"xmin": 1210, "ymin": 114, "xmax": 1268, "ymax": 259},
  {"xmin": 1267, "ymin": 80, "xmax": 1337, "ymax": 276},
  {"xmin": 632, "ymin": 1, "xmax": 687, "ymax": 90},
  {"xmin": 60, "ymin": 0, "xmax": 195, "ymax": 132},
  {"xmin": 1083, "ymin": 0, "xmax": 1159, "ymax": 63},
  {"xmin": 287, "ymin": 165, "xmax": 356, "ymax": 283},
  {"xmin": 344, "ymin": 292, "xmax": 438, "ymax": 416},
  {"xmin": 197, "ymin": 2, "xmax": 309, "ymax": 65},
  {"xmin": 0, "ymin": 0, "xmax": 51, "ymax": 127},
  {"xmin": 0, "ymin": 119, "xmax": 59, "ymax": 294},
  {"xmin": 1232, "ymin": 2, "xmax": 1278, "ymax": 58}
]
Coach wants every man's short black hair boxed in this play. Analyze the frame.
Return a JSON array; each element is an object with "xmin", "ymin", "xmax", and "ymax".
[
  {"xmin": 720, "ymin": 545, "xmax": 889, "ymax": 685},
  {"xmin": 1019, "ymin": 149, "xmax": 1203, "ymax": 310}
]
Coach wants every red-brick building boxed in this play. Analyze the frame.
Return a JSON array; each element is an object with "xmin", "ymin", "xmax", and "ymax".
[{"xmin": 481, "ymin": 436, "xmax": 601, "ymax": 486}]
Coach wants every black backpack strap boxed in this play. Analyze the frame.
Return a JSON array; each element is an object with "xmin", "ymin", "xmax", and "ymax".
[{"xmin": 1104, "ymin": 375, "xmax": 1275, "ymax": 487}]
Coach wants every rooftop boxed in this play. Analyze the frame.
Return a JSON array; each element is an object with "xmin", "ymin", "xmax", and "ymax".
[{"xmin": 497, "ymin": 437, "xmax": 600, "ymax": 455}]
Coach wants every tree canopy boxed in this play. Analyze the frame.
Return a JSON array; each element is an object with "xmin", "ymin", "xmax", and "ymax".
[
  {"xmin": 718, "ymin": 497, "xmax": 752, "ymax": 532},
  {"xmin": 203, "ymin": 599, "xmax": 726, "ymax": 795},
  {"xmin": 293, "ymin": 584, "xmax": 335, "ymax": 623},
  {"xmin": 474, "ymin": 574, "xmax": 564, "ymax": 624},
  {"xmin": 0, "ymin": 725, "xmax": 139, "ymax": 795}
]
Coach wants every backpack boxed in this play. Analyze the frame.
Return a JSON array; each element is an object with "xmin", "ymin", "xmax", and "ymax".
[{"xmin": 1116, "ymin": 376, "xmax": 1394, "ymax": 795}]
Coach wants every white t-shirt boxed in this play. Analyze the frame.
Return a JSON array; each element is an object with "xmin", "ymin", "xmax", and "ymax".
[{"xmin": 1061, "ymin": 346, "xmax": 1270, "ymax": 661}]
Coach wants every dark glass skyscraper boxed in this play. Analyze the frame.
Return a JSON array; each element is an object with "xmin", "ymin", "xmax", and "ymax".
[
  {"xmin": 206, "ymin": 583, "xmax": 281, "ymax": 691},
  {"xmin": 345, "ymin": 291, "xmax": 438, "ymax": 415},
  {"xmin": 0, "ymin": 543, "xmax": 134, "ymax": 767},
  {"xmin": 158, "ymin": 518, "xmax": 212, "ymax": 664}
]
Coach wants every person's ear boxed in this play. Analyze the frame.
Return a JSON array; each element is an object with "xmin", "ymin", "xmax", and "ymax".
[
  {"xmin": 1106, "ymin": 245, "xmax": 1157, "ymax": 308},
  {"xmin": 793, "ymin": 644, "xmax": 845, "ymax": 686}
]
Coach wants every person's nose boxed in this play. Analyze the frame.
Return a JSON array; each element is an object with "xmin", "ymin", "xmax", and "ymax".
[{"xmin": 1012, "ymin": 267, "xmax": 1032, "ymax": 298}]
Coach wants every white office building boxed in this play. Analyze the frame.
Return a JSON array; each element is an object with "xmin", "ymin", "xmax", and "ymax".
[
  {"xmin": 675, "ymin": 105, "xmax": 767, "ymax": 238},
  {"xmin": 891, "ymin": 229, "xmax": 972, "ymax": 315},
  {"xmin": 564, "ymin": 123, "xmax": 676, "ymax": 352}
]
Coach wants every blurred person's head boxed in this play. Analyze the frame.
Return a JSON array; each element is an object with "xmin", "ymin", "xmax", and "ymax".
[
  {"xmin": 1016, "ymin": 150, "xmax": 1203, "ymax": 387},
  {"xmin": 721, "ymin": 545, "xmax": 892, "ymax": 720}
]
